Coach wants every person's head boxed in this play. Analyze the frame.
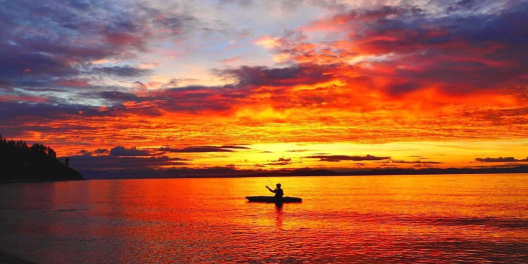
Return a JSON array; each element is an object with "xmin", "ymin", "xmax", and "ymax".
[{"xmin": 276, "ymin": 183, "xmax": 281, "ymax": 188}]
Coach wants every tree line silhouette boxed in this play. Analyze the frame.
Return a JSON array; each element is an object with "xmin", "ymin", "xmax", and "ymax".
[{"xmin": 0, "ymin": 134, "xmax": 84, "ymax": 182}]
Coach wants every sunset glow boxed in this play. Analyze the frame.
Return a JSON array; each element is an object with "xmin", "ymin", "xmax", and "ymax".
[{"xmin": 1, "ymin": 0, "xmax": 528, "ymax": 177}]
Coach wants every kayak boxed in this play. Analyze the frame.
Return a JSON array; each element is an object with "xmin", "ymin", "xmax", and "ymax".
[{"xmin": 246, "ymin": 196, "xmax": 302, "ymax": 203}]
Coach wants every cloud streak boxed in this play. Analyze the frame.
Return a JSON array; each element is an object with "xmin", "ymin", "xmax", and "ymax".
[
  {"xmin": 476, "ymin": 157, "xmax": 528, "ymax": 163},
  {"xmin": 305, "ymin": 155, "xmax": 390, "ymax": 162},
  {"xmin": 159, "ymin": 145, "xmax": 249, "ymax": 153},
  {"xmin": 70, "ymin": 155, "xmax": 190, "ymax": 170},
  {"xmin": 110, "ymin": 146, "xmax": 151, "ymax": 156}
]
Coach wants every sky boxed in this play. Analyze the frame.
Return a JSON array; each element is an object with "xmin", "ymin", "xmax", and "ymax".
[{"xmin": 1, "ymin": 0, "xmax": 528, "ymax": 177}]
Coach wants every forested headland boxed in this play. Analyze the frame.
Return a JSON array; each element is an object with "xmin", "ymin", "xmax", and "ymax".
[{"xmin": 0, "ymin": 134, "xmax": 84, "ymax": 182}]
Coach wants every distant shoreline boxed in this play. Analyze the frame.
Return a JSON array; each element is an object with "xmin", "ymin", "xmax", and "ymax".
[
  {"xmin": 1, "ymin": 178, "xmax": 86, "ymax": 184},
  {"xmin": 79, "ymin": 165, "xmax": 528, "ymax": 180}
]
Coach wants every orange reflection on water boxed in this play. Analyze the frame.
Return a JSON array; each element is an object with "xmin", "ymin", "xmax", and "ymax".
[{"xmin": 1, "ymin": 174, "xmax": 527, "ymax": 263}]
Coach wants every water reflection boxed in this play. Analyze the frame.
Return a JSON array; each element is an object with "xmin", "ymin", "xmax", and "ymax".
[
  {"xmin": 0, "ymin": 174, "xmax": 527, "ymax": 263},
  {"xmin": 275, "ymin": 204, "xmax": 283, "ymax": 230}
]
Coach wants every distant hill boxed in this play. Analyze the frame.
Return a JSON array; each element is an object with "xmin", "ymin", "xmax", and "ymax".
[
  {"xmin": 0, "ymin": 135, "xmax": 84, "ymax": 182},
  {"xmin": 245, "ymin": 166, "xmax": 528, "ymax": 177},
  {"xmin": 336, "ymin": 166, "xmax": 528, "ymax": 176}
]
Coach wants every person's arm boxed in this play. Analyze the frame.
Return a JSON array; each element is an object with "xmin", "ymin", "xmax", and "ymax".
[{"xmin": 266, "ymin": 186, "xmax": 276, "ymax": 193}]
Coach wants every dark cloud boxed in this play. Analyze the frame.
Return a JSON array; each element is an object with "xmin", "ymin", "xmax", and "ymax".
[
  {"xmin": 1, "ymin": 2, "xmax": 133, "ymax": 85},
  {"xmin": 0, "ymin": 101, "xmax": 88, "ymax": 121},
  {"xmin": 94, "ymin": 149, "xmax": 109, "ymax": 155},
  {"xmin": 444, "ymin": 0, "xmax": 506, "ymax": 14},
  {"xmin": 476, "ymin": 157, "xmax": 528, "ymax": 163},
  {"xmin": 70, "ymin": 155, "xmax": 189, "ymax": 170},
  {"xmin": 76, "ymin": 149, "xmax": 110, "ymax": 157},
  {"xmin": 0, "ymin": 0, "xmax": 197, "ymax": 92},
  {"xmin": 220, "ymin": 145, "xmax": 250, "ymax": 149},
  {"xmin": 152, "ymin": 14, "xmax": 196, "ymax": 36},
  {"xmin": 382, "ymin": 3, "xmax": 528, "ymax": 94},
  {"xmin": 277, "ymin": 1, "xmax": 528, "ymax": 96},
  {"xmin": 77, "ymin": 150, "xmax": 92, "ymax": 156},
  {"xmin": 54, "ymin": 78, "xmax": 93, "ymax": 87},
  {"xmin": 160, "ymin": 146, "xmax": 237, "ymax": 153},
  {"xmin": 305, "ymin": 154, "xmax": 390, "ymax": 162},
  {"xmin": 447, "ymin": 0, "xmax": 478, "ymax": 11},
  {"xmin": 0, "ymin": 52, "xmax": 80, "ymax": 83},
  {"xmin": 0, "ymin": 99, "xmax": 164, "ymax": 127},
  {"xmin": 264, "ymin": 162, "xmax": 291, "ymax": 166},
  {"xmin": 90, "ymin": 66, "xmax": 151, "ymax": 77},
  {"xmin": 1, "ymin": 83, "xmax": 176, "ymax": 122},
  {"xmin": 264, "ymin": 157, "xmax": 292, "ymax": 166},
  {"xmin": 110, "ymin": 146, "xmax": 151, "ymax": 156},
  {"xmin": 99, "ymin": 91, "xmax": 141, "ymax": 102},
  {"xmin": 219, "ymin": 65, "xmax": 332, "ymax": 88},
  {"xmin": 151, "ymin": 85, "xmax": 240, "ymax": 113}
]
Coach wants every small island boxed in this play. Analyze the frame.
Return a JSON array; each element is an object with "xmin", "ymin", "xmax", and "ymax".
[{"xmin": 0, "ymin": 134, "xmax": 84, "ymax": 183}]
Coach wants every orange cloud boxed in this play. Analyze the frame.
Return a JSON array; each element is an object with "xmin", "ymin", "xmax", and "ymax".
[{"xmin": 254, "ymin": 35, "xmax": 280, "ymax": 49}]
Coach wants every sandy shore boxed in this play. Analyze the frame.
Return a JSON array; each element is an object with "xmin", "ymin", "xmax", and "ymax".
[{"xmin": 0, "ymin": 251, "xmax": 36, "ymax": 264}]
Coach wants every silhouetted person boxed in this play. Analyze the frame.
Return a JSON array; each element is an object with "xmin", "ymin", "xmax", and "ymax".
[
  {"xmin": 65, "ymin": 157, "xmax": 70, "ymax": 167},
  {"xmin": 266, "ymin": 183, "xmax": 284, "ymax": 198}
]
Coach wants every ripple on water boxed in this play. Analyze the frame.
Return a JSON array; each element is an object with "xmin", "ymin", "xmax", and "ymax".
[{"xmin": 0, "ymin": 175, "xmax": 527, "ymax": 263}]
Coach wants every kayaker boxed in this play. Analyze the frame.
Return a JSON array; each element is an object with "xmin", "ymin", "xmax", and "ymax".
[{"xmin": 266, "ymin": 183, "xmax": 284, "ymax": 198}]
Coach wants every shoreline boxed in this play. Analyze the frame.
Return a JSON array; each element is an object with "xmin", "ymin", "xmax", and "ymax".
[
  {"xmin": 3, "ymin": 168, "xmax": 528, "ymax": 182},
  {"xmin": 0, "ymin": 251, "xmax": 36, "ymax": 264},
  {"xmin": 2, "ymin": 171, "xmax": 527, "ymax": 182},
  {"xmin": 81, "ymin": 167, "xmax": 528, "ymax": 180},
  {"xmin": 0, "ymin": 178, "xmax": 85, "ymax": 184}
]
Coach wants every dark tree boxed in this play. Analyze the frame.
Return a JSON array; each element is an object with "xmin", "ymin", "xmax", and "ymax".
[{"xmin": 0, "ymin": 134, "xmax": 84, "ymax": 182}]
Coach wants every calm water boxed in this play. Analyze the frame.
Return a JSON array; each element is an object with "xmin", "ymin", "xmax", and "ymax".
[{"xmin": 1, "ymin": 174, "xmax": 527, "ymax": 263}]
